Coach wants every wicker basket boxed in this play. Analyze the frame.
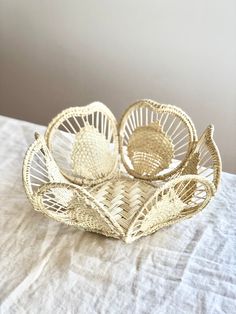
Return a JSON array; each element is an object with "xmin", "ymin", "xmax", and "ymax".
[{"xmin": 22, "ymin": 100, "xmax": 221, "ymax": 243}]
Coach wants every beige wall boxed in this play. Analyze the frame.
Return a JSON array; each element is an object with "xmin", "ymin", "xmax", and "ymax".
[{"xmin": 0, "ymin": 1, "xmax": 236, "ymax": 173}]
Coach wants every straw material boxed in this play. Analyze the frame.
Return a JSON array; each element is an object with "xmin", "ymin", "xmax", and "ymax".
[
  {"xmin": 71, "ymin": 125, "xmax": 116, "ymax": 180},
  {"xmin": 22, "ymin": 100, "xmax": 221, "ymax": 243},
  {"xmin": 45, "ymin": 102, "xmax": 119, "ymax": 186},
  {"xmin": 127, "ymin": 122, "xmax": 174, "ymax": 176},
  {"xmin": 119, "ymin": 99, "xmax": 197, "ymax": 181}
]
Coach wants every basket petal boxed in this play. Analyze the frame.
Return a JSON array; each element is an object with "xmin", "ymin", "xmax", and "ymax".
[
  {"xmin": 45, "ymin": 102, "xmax": 119, "ymax": 185},
  {"xmin": 126, "ymin": 175, "xmax": 215, "ymax": 243},
  {"xmin": 22, "ymin": 134, "xmax": 68, "ymax": 208},
  {"xmin": 179, "ymin": 125, "xmax": 222, "ymax": 190},
  {"xmin": 119, "ymin": 99, "xmax": 197, "ymax": 181},
  {"xmin": 35, "ymin": 182, "xmax": 124, "ymax": 238}
]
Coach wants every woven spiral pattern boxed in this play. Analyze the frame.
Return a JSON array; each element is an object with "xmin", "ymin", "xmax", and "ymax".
[{"xmin": 22, "ymin": 100, "xmax": 222, "ymax": 243}]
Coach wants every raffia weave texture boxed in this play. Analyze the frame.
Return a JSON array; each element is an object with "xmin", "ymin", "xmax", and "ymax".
[{"xmin": 22, "ymin": 100, "xmax": 221, "ymax": 243}]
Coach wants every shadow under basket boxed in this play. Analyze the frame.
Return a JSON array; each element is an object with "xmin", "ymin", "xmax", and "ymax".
[{"xmin": 22, "ymin": 100, "xmax": 221, "ymax": 243}]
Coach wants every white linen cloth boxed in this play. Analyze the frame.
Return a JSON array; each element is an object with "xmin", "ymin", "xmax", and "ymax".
[{"xmin": 0, "ymin": 115, "xmax": 236, "ymax": 314}]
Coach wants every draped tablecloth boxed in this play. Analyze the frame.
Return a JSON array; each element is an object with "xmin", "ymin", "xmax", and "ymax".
[{"xmin": 0, "ymin": 115, "xmax": 236, "ymax": 314}]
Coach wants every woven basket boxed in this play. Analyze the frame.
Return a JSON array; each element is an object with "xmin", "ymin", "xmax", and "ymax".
[{"xmin": 23, "ymin": 100, "xmax": 221, "ymax": 243}]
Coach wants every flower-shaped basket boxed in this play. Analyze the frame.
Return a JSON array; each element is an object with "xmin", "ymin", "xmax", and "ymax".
[{"xmin": 23, "ymin": 100, "xmax": 221, "ymax": 243}]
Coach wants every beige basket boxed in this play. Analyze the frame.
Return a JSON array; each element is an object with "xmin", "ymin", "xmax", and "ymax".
[{"xmin": 22, "ymin": 100, "xmax": 221, "ymax": 243}]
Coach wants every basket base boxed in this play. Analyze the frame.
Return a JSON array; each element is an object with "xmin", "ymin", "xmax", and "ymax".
[{"xmin": 90, "ymin": 175, "xmax": 156, "ymax": 232}]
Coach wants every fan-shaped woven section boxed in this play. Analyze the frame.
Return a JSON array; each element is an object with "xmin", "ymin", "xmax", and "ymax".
[
  {"xmin": 127, "ymin": 122, "xmax": 174, "ymax": 176},
  {"xmin": 126, "ymin": 175, "xmax": 215, "ymax": 242},
  {"xmin": 179, "ymin": 125, "xmax": 221, "ymax": 190},
  {"xmin": 119, "ymin": 99, "xmax": 198, "ymax": 181},
  {"xmin": 35, "ymin": 183, "xmax": 123, "ymax": 238},
  {"xmin": 72, "ymin": 125, "xmax": 115, "ymax": 180},
  {"xmin": 176, "ymin": 152, "xmax": 200, "ymax": 202},
  {"xmin": 44, "ymin": 102, "xmax": 119, "ymax": 185},
  {"xmin": 140, "ymin": 189, "xmax": 185, "ymax": 232}
]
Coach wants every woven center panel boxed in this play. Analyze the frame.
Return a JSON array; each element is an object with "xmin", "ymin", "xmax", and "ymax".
[{"xmin": 90, "ymin": 176, "xmax": 156, "ymax": 231}]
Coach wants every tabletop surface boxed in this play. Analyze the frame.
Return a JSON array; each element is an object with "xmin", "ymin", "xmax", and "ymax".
[{"xmin": 0, "ymin": 115, "xmax": 236, "ymax": 314}]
